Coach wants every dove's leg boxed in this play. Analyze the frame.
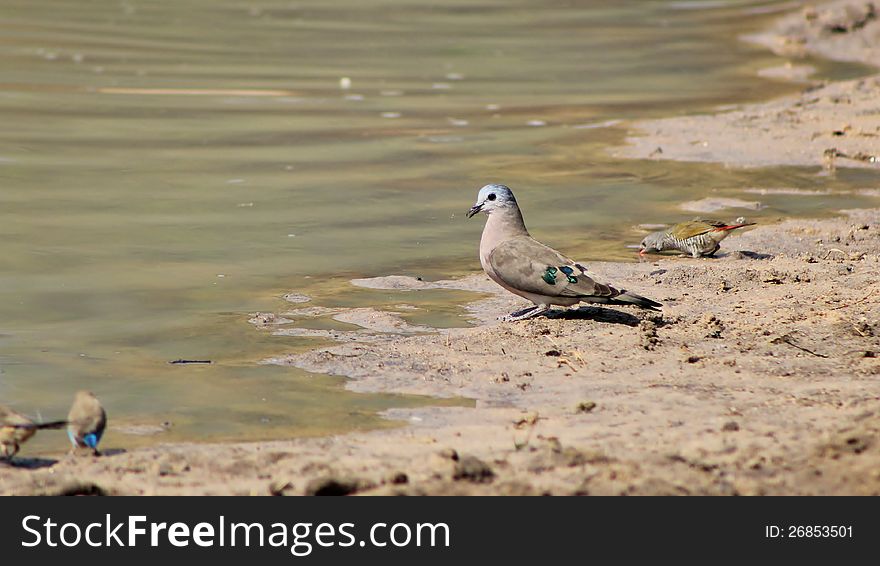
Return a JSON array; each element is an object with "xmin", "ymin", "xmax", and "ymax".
[
  {"xmin": 500, "ymin": 304, "xmax": 549, "ymax": 322},
  {"xmin": 498, "ymin": 305, "xmax": 538, "ymax": 320}
]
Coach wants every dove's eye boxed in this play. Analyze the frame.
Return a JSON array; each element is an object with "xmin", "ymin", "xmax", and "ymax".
[{"xmin": 487, "ymin": 193, "xmax": 496, "ymax": 201}]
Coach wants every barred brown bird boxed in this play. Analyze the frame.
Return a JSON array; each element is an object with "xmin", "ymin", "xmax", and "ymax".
[{"xmin": 639, "ymin": 219, "xmax": 756, "ymax": 258}]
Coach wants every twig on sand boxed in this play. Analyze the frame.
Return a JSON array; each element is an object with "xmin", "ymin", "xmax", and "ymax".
[
  {"xmin": 771, "ymin": 334, "xmax": 828, "ymax": 358},
  {"xmin": 822, "ymin": 248, "xmax": 847, "ymax": 260},
  {"xmin": 829, "ymin": 289, "xmax": 878, "ymax": 311}
]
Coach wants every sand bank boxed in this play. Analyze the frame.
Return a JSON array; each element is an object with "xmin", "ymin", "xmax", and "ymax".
[
  {"xmin": 616, "ymin": 0, "xmax": 880, "ymax": 169},
  {"xmin": 3, "ymin": 209, "xmax": 879, "ymax": 495},
  {"xmin": 3, "ymin": 1, "xmax": 879, "ymax": 496}
]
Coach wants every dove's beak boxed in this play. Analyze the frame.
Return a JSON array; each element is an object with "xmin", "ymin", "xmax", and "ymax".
[{"xmin": 466, "ymin": 203, "xmax": 483, "ymax": 218}]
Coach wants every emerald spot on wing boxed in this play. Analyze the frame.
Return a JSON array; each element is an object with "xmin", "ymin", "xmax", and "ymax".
[{"xmin": 542, "ymin": 266, "xmax": 578, "ymax": 285}]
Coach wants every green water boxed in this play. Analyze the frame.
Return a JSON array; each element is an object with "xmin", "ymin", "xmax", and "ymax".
[{"xmin": 2, "ymin": 0, "xmax": 879, "ymax": 454}]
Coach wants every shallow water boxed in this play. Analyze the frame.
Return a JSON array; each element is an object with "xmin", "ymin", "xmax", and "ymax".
[{"xmin": 2, "ymin": 0, "xmax": 879, "ymax": 453}]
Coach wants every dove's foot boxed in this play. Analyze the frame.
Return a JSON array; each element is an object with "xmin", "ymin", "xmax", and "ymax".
[{"xmin": 499, "ymin": 305, "xmax": 549, "ymax": 322}]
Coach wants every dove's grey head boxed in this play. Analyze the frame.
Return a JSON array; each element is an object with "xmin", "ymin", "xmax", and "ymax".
[{"xmin": 466, "ymin": 184, "xmax": 517, "ymax": 218}]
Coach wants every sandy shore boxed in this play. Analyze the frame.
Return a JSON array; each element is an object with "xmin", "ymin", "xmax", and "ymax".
[
  {"xmin": 3, "ymin": 209, "xmax": 879, "ymax": 495},
  {"xmin": 616, "ymin": 0, "xmax": 880, "ymax": 169},
  {"xmin": 3, "ymin": 1, "xmax": 880, "ymax": 495}
]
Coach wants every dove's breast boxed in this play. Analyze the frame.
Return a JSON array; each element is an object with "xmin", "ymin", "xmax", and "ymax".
[{"xmin": 479, "ymin": 241, "xmax": 508, "ymax": 289}]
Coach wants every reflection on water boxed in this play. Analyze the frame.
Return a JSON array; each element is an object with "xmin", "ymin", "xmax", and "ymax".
[{"xmin": 1, "ymin": 0, "xmax": 879, "ymax": 453}]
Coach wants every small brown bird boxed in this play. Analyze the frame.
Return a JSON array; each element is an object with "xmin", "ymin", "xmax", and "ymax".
[
  {"xmin": 639, "ymin": 219, "xmax": 756, "ymax": 258},
  {"xmin": 67, "ymin": 391, "xmax": 107, "ymax": 455},
  {"xmin": 0, "ymin": 405, "xmax": 66, "ymax": 461}
]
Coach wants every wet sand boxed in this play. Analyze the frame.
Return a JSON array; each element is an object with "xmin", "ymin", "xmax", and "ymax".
[{"xmin": 3, "ymin": 1, "xmax": 880, "ymax": 495}]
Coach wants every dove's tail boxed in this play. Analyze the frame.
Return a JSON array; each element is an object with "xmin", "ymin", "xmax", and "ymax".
[{"xmin": 611, "ymin": 291, "xmax": 663, "ymax": 311}]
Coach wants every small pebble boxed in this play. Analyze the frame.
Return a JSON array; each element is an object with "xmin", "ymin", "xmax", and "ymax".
[{"xmin": 575, "ymin": 401, "xmax": 597, "ymax": 413}]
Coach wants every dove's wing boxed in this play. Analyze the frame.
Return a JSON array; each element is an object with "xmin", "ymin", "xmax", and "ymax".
[{"xmin": 487, "ymin": 236, "xmax": 619, "ymax": 300}]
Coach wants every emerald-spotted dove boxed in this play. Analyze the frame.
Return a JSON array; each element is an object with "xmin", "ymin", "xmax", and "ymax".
[
  {"xmin": 0, "ymin": 405, "xmax": 66, "ymax": 461},
  {"xmin": 639, "ymin": 219, "xmax": 756, "ymax": 258},
  {"xmin": 467, "ymin": 184, "xmax": 661, "ymax": 321},
  {"xmin": 67, "ymin": 390, "xmax": 107, "ymax": 454}
]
